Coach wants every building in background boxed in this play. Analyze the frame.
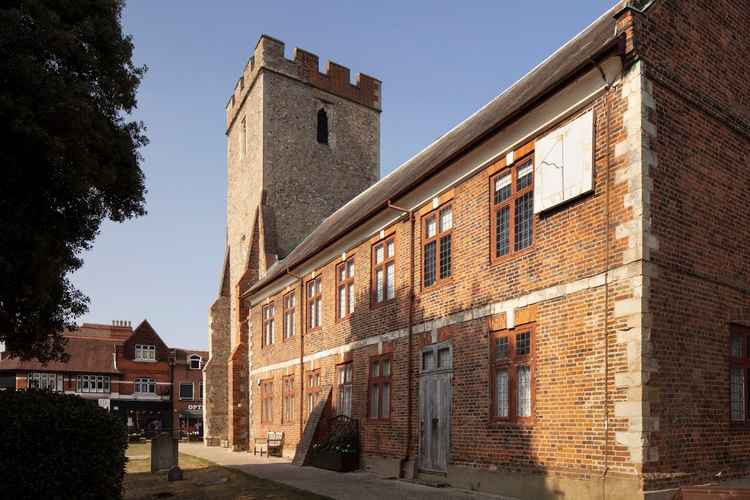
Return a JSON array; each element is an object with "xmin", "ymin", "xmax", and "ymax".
[
  {"xmin": 173, "ymin": 348, "xmax": 208, "ymax": 439},
  {"xmin": 0, "ymin": 320, "xmax": 207, "ymax": 439},
  {"xmin": 112, "ymin": 320, "xmax": 172, "ymax": 436}
]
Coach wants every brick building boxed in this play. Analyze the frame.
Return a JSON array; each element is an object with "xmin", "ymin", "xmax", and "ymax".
[
  {"xmin": 0, "ymin": 321, "xmax": 207, "ymax": 438},
  {"xmin": 205, "ymin": 1, "xmax": 750, "ymax": 498},
  {"xmin": 173, "ymin": 348, "xmax": 208, "ymax": 438}
]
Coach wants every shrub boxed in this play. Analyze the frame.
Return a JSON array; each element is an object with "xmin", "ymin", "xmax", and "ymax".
[{"xmin": 0, "ymin": 390, "xmax": 128, "ymax": 500}]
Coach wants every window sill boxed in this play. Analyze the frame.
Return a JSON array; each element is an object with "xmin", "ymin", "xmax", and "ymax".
[
  {"xmin": 488, "ymin": 418, "xmax": 535, "ymax": 428},
  {"xmin": 491, "ymin": 246, "xmax": 535, "ymax": 266},
  {"xmin": 134, "ymin": 359, "xmax": 157, "ymax": 363},
  {"xmin": 421, "ymin": 276, "xmax": 455, "ymax": 293},
  {"xmin": 367, "ymin": 417, "xmax": 391, "ymax": 423},
  {"xmin": 370, "ymin": 298, "xmax": 396, "ymax": 310}
]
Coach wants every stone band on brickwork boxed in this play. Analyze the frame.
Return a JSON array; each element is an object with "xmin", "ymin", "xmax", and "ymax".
[{"xmin": 250, "ymin": 261, "xmax": 643, "ymax": 377}]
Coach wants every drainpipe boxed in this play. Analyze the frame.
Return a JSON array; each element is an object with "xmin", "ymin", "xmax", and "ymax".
[
  {"xmin": 388, "ymin": 201, "xmax": 415, "ymax": 478},
  {"xmin": 169, "ymin": 353, "xmax": 176, "ymax": 438},
  {"xmin": 592, "ymin": 58, "xmax": 613, "ymax": 497},
  {"xmin": 286, "ymin": 268, "xmax": 305, "ymax": 440}
]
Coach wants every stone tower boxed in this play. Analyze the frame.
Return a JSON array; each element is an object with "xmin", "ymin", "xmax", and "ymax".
[{"xmin": 204, "ymin": 35, "xmax": 381, "ymax": 449}]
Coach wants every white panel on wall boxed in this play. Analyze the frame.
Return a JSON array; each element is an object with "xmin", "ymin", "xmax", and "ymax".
[{"xmin": 533, "ymin": 110, "xmax": 594, "ymax": 213}]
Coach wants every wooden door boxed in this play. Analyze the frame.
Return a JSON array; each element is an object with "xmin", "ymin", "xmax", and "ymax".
[{"xmin": 419, "ymin": 343, "xmax": 452, "ymax": 473}]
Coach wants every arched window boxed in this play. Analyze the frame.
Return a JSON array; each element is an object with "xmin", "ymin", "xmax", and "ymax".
[
  {"xmin": 317, "ymin": 108, "xmax": 328, "ymax": 144},
  {"xmin": 189, "ymin": 354, "xmax": 202, "ymax": 370}
]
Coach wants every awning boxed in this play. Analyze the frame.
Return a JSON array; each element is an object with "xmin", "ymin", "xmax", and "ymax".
[{"xmin": 178, "ymin": 410, "xmax": 202, "ymax": 418}]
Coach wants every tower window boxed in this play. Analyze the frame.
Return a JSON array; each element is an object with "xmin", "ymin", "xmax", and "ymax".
[{"xmin": 317, "ymin": 108, "xmax": 328, "ymax": 144}]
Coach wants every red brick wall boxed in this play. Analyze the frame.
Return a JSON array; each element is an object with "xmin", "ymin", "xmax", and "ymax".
[
  {"xmin": 246, "ymin": 80, "xmax": 639, "ymax": 482},
  {"xmin": 173, "ymin": 353, "xmax": 206, "ymax": 431},
  {"xmin": 115, "ymin": 357, "xmax": 170, "ymax": 396},
  {"xmin": 632, "ymin": 0, "xmax": 750, "ymax": 490}
]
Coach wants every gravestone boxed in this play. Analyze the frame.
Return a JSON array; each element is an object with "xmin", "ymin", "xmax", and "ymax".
[{"xmin": 150, "ymin": 433, "xmax": 178, "ymax": 473}]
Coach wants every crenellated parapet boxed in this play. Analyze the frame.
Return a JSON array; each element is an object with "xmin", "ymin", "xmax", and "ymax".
[{"xmin": 225, "ymin": 34, "xmax": 381, "ymax": 130}]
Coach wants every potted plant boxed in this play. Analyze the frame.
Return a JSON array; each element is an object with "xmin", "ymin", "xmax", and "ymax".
[{"xmin": 310, "ymin": 423, "xmax": 359, "ymax": 472}]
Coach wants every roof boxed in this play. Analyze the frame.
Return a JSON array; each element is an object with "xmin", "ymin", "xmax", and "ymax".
[
  {"xmin": 247, "ymin": 2, "xmax": 625, "ymax": 297},
  {"xmin": 0, "ymin": 336, "xmax": 120, "ymax": 374},
  {"xmin": 172, "ymin": 348, "xmax": 209, "ymax": 364},
  {"xmin": 73, "ymin": 322, "xmax": 133, "ymax": 340}
]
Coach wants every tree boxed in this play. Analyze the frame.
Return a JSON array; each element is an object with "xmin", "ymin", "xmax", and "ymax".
[{"xmin": 0, "ymin": 0, "xmax": 147, "ymax": 362}]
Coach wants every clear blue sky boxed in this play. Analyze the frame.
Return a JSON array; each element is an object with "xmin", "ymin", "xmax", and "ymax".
[{"xmin": 70, "ymin": 0, "xmax": 616, "ymax": 350}]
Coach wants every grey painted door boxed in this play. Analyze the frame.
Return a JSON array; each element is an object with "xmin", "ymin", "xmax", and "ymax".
[{"xmin": 419, "ymin": 343, "xmax": 452, "ymax": 473}]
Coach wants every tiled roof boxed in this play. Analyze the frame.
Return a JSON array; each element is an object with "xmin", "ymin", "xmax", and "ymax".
[
  {"xmin": 0, "ymin": 336, "xmax": 120, "ymax": 374},
  {"xmin": 246, "ymin": 2, "xmax": 625, "ymax": 297}
]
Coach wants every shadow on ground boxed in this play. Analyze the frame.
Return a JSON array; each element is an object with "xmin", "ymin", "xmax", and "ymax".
[{"xmin": 124, "ymin": 446, "xmax": 328, "ymax": 500}]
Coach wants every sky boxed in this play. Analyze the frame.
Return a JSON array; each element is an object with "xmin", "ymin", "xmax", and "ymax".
[{"xmin": 70, "ymin": 0, "xmax": 617, "ymax": 350}]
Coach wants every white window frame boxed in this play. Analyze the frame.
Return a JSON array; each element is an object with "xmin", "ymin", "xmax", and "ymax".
[
  {"xmin": 135, "ymin": 377, "xmax": 156, "ymax": 394},
  {"xmin": 77, "ymin": 374, "xmax": 111, "ymax": 393},
  {"xmin": 28, "ymin": 372, "xmax": 63, "ymax": 392},
  {"xmin": 189, "ymin": 354, "xmax": 202, "ymax": 370},
  {"xmin": 135, "ymin": 344, "xmax": 156, "ymax": 361}
]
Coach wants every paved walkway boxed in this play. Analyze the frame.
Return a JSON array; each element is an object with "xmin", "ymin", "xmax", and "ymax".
[{"xmin": 179, "ymin": 443, "xmax": 505, "ymax": 500}]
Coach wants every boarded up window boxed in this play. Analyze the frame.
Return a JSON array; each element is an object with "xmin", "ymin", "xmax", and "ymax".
[{"xmin": 534, "ymin": 110, "xmax": 594, "ymax": 213}]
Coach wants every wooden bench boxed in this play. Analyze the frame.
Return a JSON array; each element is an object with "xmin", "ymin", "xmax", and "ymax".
[
  {"xmin": 267, "ymin": 431, "xmax": 284, "ymax": 457},
  {"xmin": 253, "ymin": 431, "xmax": 284, "ymax": 457},
  {"xmin": 253, "ymin": 437, "xmax": 268, "ymax": 456}
]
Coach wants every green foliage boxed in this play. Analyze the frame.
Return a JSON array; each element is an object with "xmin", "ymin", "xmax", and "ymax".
[
  {"xmin": 0, "ymin": 390, "xmax": 128, "ymax": 500},
  {"xmin": 0, "ymin": 0, "xmax": 147, "ymax": 362}
]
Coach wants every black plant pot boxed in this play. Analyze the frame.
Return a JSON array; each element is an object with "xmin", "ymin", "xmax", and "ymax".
[{"xmin": 310, "ymin": 449, "xmax": 359, "ymax": 472}]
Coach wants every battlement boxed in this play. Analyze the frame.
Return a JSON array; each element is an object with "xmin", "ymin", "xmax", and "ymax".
[{"xmin": 226, "ymin": 35, "xmax": 381, "ymax": 130}]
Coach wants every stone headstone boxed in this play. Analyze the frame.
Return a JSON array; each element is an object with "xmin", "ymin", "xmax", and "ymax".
[
  {"xmin": 167, "ymin": 465, "xmax": 183, "ymax": 482},
  {"xmin": 150, "ymin": 433, "xmax": 178, "ymax": 473}
]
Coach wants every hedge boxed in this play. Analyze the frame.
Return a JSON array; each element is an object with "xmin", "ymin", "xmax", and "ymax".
[{"xmin": 0, "ymin": 390, "xmax": 128, "ymax": 500}]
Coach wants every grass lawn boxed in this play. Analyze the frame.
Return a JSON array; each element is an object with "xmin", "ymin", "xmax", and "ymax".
[{"xmin": 124, "ymin": 443, "xmax": 328, "ymax": 500}]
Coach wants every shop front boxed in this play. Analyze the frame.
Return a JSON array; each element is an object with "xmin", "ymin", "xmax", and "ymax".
[
  {"xmin": 177, "ymin": 403, "xmax": 203, "ymax": 440},
  {"xmin": 112, "ymin": 400, "xmax": 170, "ymax": 439}
]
